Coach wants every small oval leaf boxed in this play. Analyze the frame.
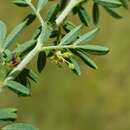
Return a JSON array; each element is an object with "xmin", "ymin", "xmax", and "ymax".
[
  {"xmin": 60, "ymin": 24, "xmax": 83, "ymax": 45},
  {"xmin": 78, "ymin": 45, "xmax": 110, "ymax": 55},
  {"xmin": 37, "ymin": 51, "xmax": 46, "ymax": 73},
  {"xmin": 75, "ymin": 28, "xmax": 99, "ymax": 45},
  {"xmin": 5, "ymin": 80, "xmax": 30, "ymax": 96},
  {"xmin": 78, "ymin": 6, "xmax": 90, "ymax": 26},
  {"xmin": 13, "ymin": 0, "xmax": 29, "ymax": 7},
  {"xmin": 75, "ymin": 51, "xmax": 98, "ymax": 69}
]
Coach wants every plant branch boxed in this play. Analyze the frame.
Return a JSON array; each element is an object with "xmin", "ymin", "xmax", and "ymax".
[
  {"xmin": 5, "ymin": 0, "xmax": 83, "ymax": 81},
  {"xmin": 5, "ymin": 1, "xmax": 45, "ymax": 80},
  {"xmin": 56, "ymin": 0, "xmax": 83, "ymax": 26}
]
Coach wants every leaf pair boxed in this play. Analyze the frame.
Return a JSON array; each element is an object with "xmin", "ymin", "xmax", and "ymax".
[
  {"xmin": 71, "ymin": 44, "xmax": 109, "ymax": 73},
  {"xmin": 73, "ymin": 50, "xmax": 98, "ymax": 69},
  {"xmin": 60, "ymin": 25, "xmax": 98, "ymax": 45},
  {"xmin": 5, "ymin": 68, "xmax": 38, "ymax": 96},
  {"xmin": 59, "ymin": 25, "xmax": 109, "ymax": 75}
]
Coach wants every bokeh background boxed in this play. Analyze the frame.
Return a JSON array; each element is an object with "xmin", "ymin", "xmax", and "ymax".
[{"xmin": 0, "ymin": 1, "xmax": 130, "ymax": 130}]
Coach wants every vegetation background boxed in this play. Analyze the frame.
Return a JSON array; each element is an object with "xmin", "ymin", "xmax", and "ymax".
[{"xmin": 0, "ymin": 1, "xmax": 130, "ymax": 130}]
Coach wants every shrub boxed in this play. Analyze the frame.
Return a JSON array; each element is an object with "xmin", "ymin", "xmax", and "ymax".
[{"xmin": 0, "ymin": 0, "xmax": 129, "ymax": 129}]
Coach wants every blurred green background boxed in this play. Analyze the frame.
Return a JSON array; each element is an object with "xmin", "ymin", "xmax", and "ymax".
[{"xmin": 0, "ymin": 1, "xmax": 130, "ymax": 130}]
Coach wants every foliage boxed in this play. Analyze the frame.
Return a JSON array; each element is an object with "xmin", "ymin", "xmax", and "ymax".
[{"xmin": 0, "ymin": 0, "xmax": 129, "ymax": 129}]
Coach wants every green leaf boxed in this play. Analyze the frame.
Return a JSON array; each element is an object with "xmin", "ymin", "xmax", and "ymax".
[
  {"xmin": 63, "ymin": 21, "xmax": 76, "ymax": 33},
  {"xmin": 5, "ymin": 80, "xmax": 30, "ymax": 96},
  {"xmin": 36, "ymin": 0, "xmax": 48, "ymax": 12},
  {"xmin": 60, "ymin": 25, "xmax": 83, "ymax": 45},
  {"xmin": 78, "ymin": 6, "xmax": 90, "ymax": 26},
  {"xmin": 28, "ymin": 69, "xmax": 38, "ymax": 83},
  {"xmin": 15, "ymin": 69, "xmax": 30, "ymax": 87},
  {"xmin": 78, "ymin": 45, "xmax": 110, "ymax": 55},
  {"xmin": 23, "ymin": 14, "xmax": 36, "ymax": 26},
  {"xmin": 2, "ymin": 123, "xmax": 39, "ymax": 130},
  {"xmin": 0, "ymin": 108, "xmax": 17, "ymax": 122},
  {"xmin": 13, "ymin": 0, "xmax": 29, "ymax": 7},
  {"xmin": 3, "ymin": 14, "xmax": 35, "ymax": 50},
  {"xmin": 15, "ymin": 40, "xmax": 36, "ymax": 54},
  {"xmin": 31, "ymin": 27, "xmax": 42, "ymax": 40},
  {"xmin": 103, "ymin": 6, "xmax": 122, "ymax": 19},
  {"xmin": 94, "ymin": 0, "xmax": 122, "ymax": 8},
  {"xmin": 93, "ymin": 3, "xmax": 100, "ymax": 25},
  {"xmin": 75, "ymin": 28, "xmax": 99, "ymax": 44},
  {"xmin": 70, "ymin": 58, "xmax": 81, "ymax": 76},
  {"xmin": 0, "ymin": 21, "xmax": 7, "ymax": 46},
  {"xmin": 37, "ymin": 51, "xmax": 46, "ymax": 73},
  {"xmin": 75, "ymin": 51, "xmax": 98, "ymax": 69},
  {"xmin": 46, "ymin": 4, "xmax": 60, "ymax": 23},
  {"xmin": 3, "ymin": 21, "xmax": 27, "ymax": 49}
]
